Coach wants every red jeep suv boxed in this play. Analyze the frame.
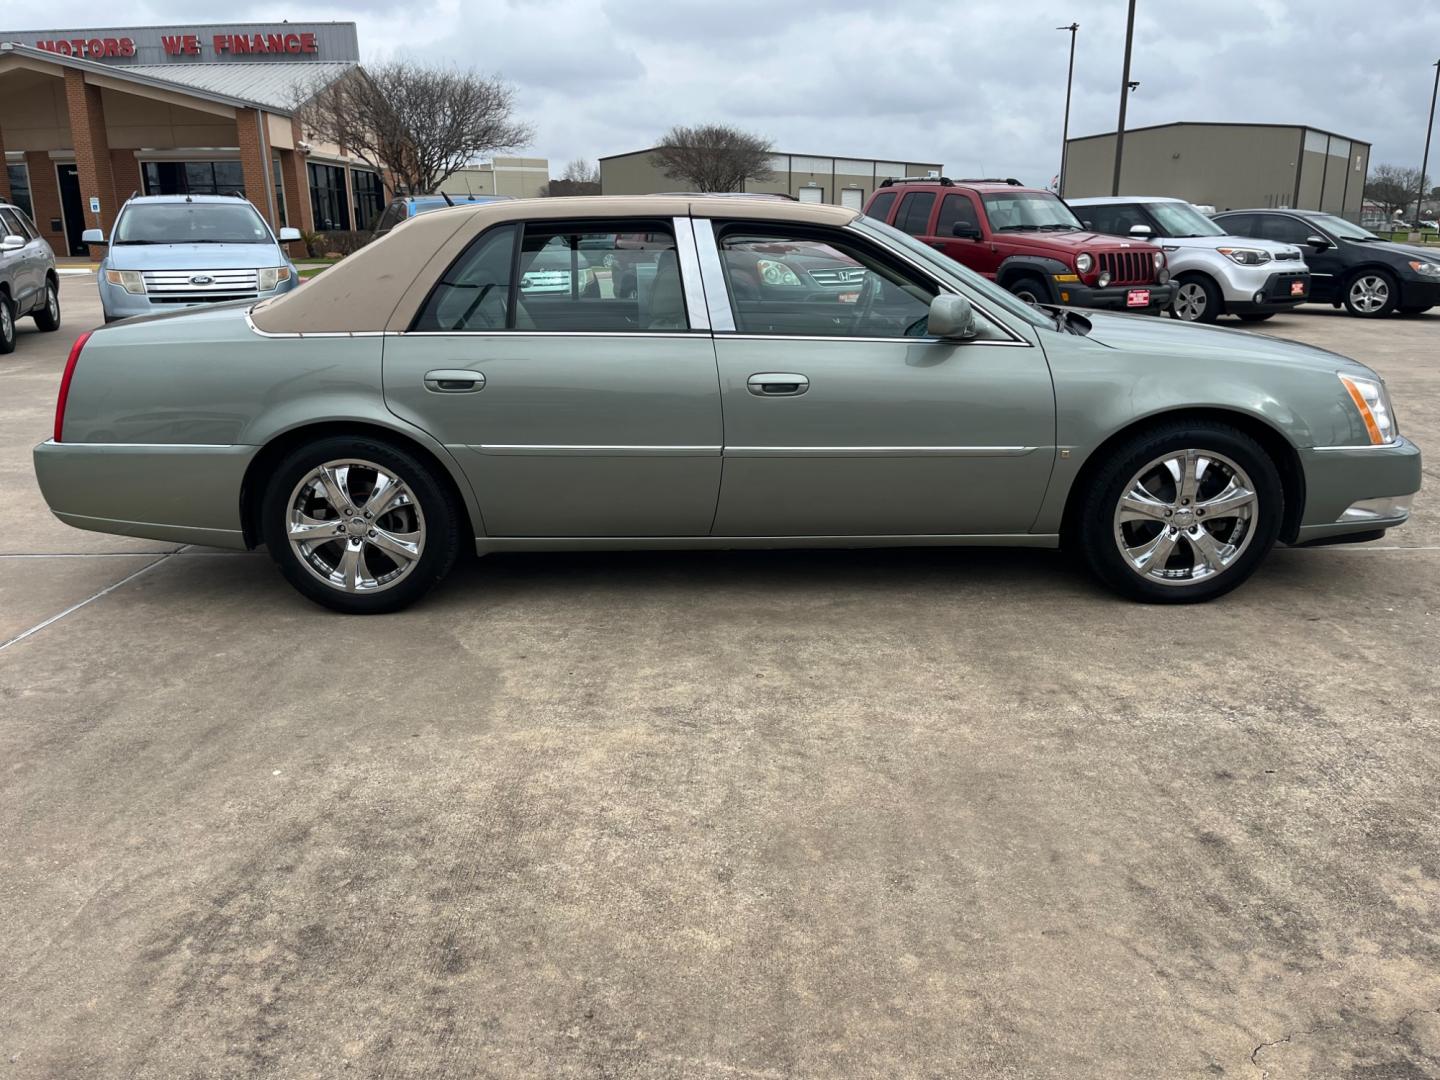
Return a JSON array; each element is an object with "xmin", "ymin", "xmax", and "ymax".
[{"xmin": 864, "ymin": 177, "xmax": 1175, "ymax": 314}]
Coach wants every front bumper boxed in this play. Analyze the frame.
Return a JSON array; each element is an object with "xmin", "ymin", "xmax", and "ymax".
[
  {"xmin": 1398, "ymin": 277, "xmax": 1440, "ymax": 308},
  {"xmin": 1060, "ymin": 281, "xmax": 1176, "ymax": 313},
  {"xmin": 1225, "ymin": 269, "xmax": 1311, "ymax": 314},
  {"xmin": 1291, "ymin": 436, "xmax": 1422, "ymax": 545}
]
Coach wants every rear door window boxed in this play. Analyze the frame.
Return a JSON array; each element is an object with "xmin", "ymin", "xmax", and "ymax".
[
  {"xmin": 894, "ymin": 192, "xmax": 937, "ymax": 236},
  {"xmin": 866, "ymin": 190, "xmax": 898, "ymax": 222}
]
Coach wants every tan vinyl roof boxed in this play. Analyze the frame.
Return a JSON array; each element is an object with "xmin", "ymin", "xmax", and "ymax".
[{"xmin": 249, "ymin": 196, "xmax": 860, "ymax": 335}]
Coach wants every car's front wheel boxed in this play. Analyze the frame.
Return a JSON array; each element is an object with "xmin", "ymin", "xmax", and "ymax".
[
  {"xmin": 1343, "ymin": 270, "xmax": 1398, "ymax": 317},
  {"xmin": 260, "ymin": 436, "xmax": 463, "ymax": 614},
  {"xmin": 1009, "ymin": 275, "xmax": 1049, "ymax": 306},
  {"xmin": 0, "ymin": 293, "xmax": 15, "ymax": 354},
  {"xmin": 1169, "ymin": 275, "xmax": 1221, "ymax": 322},
  {"xmin": 33, "ymin": 280, "xmax": 60, "ymax": 332},
  {"xmin": 1074, "ymin": 421, "xmax": 1282, "ymax": 603}
]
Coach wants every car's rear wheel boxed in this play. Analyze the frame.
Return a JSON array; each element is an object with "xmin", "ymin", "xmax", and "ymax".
[
  {"xmin": 1010, "ymin": 275, "xmax": 1049, "ymax": 306},
  {"xmin": 1170, "ymin": 275, "xmax": 1221, "ymax": 322},
  {"xmin": 33, "ymin": 280, "xmax": 60, "ymax": 332},
  {"xmin": 0, "ymin": 293, "xmax": 15, "ymax": 354},
  {"xmin": 1074, "ymin": 421, "xmax": 1282, "ymax": 603},
  {"xmin": 1342, "ymin": 270, "xmax": 1398, "ymax": 317},
  {"xmin": 260, "ymin": 436, "xmax": 462, "ymax": 614}
]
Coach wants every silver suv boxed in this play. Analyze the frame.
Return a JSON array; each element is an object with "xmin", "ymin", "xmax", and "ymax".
[
  {"xmin": 84, "ymin": 195, "xmax": 300, "ymax": 323},
  {"xmin": 1068, "ymin": 196, "xmax": 1311, "ymax": 323},
  {"xmin": 0, "ymin": 201, "xmax": 60, "ymax": 353}
]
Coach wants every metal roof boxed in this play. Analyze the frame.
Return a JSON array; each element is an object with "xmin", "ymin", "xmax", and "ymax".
[{"xmin": 123, "ymin": 61, "xmax": 355, "ymax": 111}]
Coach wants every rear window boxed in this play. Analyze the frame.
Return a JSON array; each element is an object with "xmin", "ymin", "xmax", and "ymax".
[
  {"xmin": 894, "ymin": 192, "xmax": 936, "ymax": 236},
  {"xmin": 114, "ymin": 202, "xmax": 272, "ymax": 245},
  {"xmin": 866, "ymin": 190, "xmax": 897, "ymax": 222}
]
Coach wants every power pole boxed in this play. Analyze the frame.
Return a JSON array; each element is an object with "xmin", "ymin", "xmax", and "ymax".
[
  {"xmin": 1057, "ymin": 22, "xmax": 1079, "ymax": 195},
  {"xmin": 1416, "ymin": 59, "xmax": 1440, "ymax": 223},
  {"xmin": 1111, "ymin": 0, "xmax": 1138, "ymax": 196}
]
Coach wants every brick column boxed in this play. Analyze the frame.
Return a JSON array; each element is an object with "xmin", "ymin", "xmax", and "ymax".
[
  {"xmin": 235, "ymin": 108, "xmax": 275, "ymax": 230},
  {"xmin": 63, "ymin": 69, "xmax": 116, "ymax": 256},
  {"xmin": 0, "ymin": 123, "xmax": 11, "ymax": 204},
  {"xmin": 275, "ymin": 147, "xmax": 310, "ymax": 259},
  {"xmin": 25, "ymin": 152, "xmax": 66, "ymax": 253},
  {"xmin": 110, "ymin": 149, "xmax": 143, "ymax": 205}
]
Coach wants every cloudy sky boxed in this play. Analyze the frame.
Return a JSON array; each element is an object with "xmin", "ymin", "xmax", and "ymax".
[{"xmin": 17, "ymin": 0, "xmax": 1440, "ymax": 184}]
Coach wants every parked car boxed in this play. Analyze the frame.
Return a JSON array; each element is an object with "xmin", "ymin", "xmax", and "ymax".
[
  {"xmin": 1069, "ymin": 195, "xmax": 1310, "ymax": 323},
  {"xmin": 370, "ymin": 193, "xmax": 515, "ymax": 237},
  {"xmin": 85, "ymin": 195, "xmax": 300, "ymax": 323},
  {"xmin": 1212, "ymin": 209, "xmax": 1440, "ymax": 317},
  {"xmin": 0, "ymin": 200, "xmax": 60, "ymax": 353},
  {"xmin": 35, "ymin": 196, "xmax": 1419, "ymax": 613},
  {"xmin": 864, "ymin": 177, "xmax": 1175, "ymax": 313}
]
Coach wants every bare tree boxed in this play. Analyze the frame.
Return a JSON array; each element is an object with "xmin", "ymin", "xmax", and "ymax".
[
  {"xmin": 651, "ymin": 125, "xmax": 774, "ymax": 192},
  {"xmin": 297, "ymin": 62, "xmax": 532, "ymax": 197},
  {"xmin": 561, "ymin": 158, "xmax": 600, "ymax": 184},
  {"xmin": 1365, "ymin": 163, "xmax": 1430, "ymax": 217}
]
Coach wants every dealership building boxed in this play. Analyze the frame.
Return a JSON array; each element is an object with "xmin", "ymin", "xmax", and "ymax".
[
  {"xmin": 600, "ymin": 148, "xmax": 945, "ymax": 209},
  {"xmin": 0, "ymin": 22, "xmax": 388, "ymax": 257},
  {"xmin": 1061, "ymin": 122, "xmax": 1372, "ymax": 219}
]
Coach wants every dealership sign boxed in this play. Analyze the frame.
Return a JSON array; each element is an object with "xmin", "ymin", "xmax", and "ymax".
[
  {"xmin": 0, "ymin": 22, "xmax": 358, "ymax": 64},
  {"xmin": 30, "ymin": 30, "xmax": 320, "ymax": 58}
]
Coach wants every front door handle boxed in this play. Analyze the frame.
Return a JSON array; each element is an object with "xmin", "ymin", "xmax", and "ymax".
[
  {"xmin": 747, "ymin": 372, "xmax": 809, "ymax": 397},
  {"xmin": 424, "ymin": 368, "xmax": 486, "ymax": 393}
]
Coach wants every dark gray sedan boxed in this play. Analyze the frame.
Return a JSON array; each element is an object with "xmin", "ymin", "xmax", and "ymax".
[{"xmin": 35, "ymin": 196, "xmax": 1421, "ymax": 613}]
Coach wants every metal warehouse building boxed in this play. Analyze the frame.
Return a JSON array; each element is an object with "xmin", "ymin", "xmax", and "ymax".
[
  {"xmin": 0, "ymin": 22, "xmax": 383, "ymax": 257},
  {"xmin": 1062, "ymin": 122, "xmax": 1371, "ymax": 218},
  {"xmin": 600, "ymin": 149, "xmax": 945, "ymax": 209}
]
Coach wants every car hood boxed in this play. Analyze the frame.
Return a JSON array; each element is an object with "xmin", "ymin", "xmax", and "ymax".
[
  {"xmin": 1076, "ymin": 309, "xmax": 1371, "ymax": 376},
  {"xmin": 1164, "ymin": 234, "xmax": 1303, "ymax": 259},
  {"xmin": 1344, "ymin": 238, "xmax": 1436, "ymax": 262},
  {"xmin": 1005, "ymin": 229, "xmax": 1159, "ymax": 252},
  {"xmin": 105, "ymin": 244, "xmax": 286, "ymax": 271}
]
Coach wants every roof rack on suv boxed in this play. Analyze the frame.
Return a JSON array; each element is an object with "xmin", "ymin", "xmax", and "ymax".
[
  {"xmin": 879, "ymin": 176, "xmax": 953, "ymax": 187},
  {"xmin": 954, "ymin": 178, "xmax": 1024, "ymax": 186}
]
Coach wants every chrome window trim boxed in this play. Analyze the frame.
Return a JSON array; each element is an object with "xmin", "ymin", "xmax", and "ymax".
[
  {"xmin": 690, "ymin": 218, "xmax": 737, "ymax": 331},
  {"xmin": 719, "ymin": 333, "xmax": 1029, "ymax": 347},
  {"xmin": 396, "ymin": 330, "xmax": 705, "ymax": 339},
  {"xmin": 671, "ymin": 216, "xmax": 710, "ymax": 332},
  {"xmin": 245, "ymin": 309, "xmax": 385, "ymax": 339}
]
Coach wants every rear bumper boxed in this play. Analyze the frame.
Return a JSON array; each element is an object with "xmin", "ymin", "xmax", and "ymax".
[
  {"xmin": 1291, "ymin": 436, "xmax": 1423, "ymax": 545},
  {"xmin": 32, "ymin": 440, "xmax": 254, "ymax": 549},
  {"xmin": 1063, "ymin": 282, "xmax": 1176, "ymax": 312}
]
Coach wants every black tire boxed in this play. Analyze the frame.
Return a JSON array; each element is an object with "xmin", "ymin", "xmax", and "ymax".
[
  {"xmin": 1398, "ymin": 305, "xmax": 1433, "ymax": 316},
  {"xmin": 1236, "ymin": 312, "xmax": 1275, "ymax": 323},
  {"xmin": 260, "ymin": 435, "xmax": 463, "ymax": 614},
  {"xmin": 1009, "ymin": 275, "xmax": 1050, "ymax": 306},
  {"xmin": 33, "ymin": 279, "xmax": 60, "ymax": 332},
  {"xmin": 1169, "ymin": 274, "xmax": 1222, "ymax": 323},
  {"xmin": 0, "ymin": 293, "xmax": 15, "ymax": 354},
  {"xmin": 1341, "ymin": 269, "xmax": 1398, "ymax": 318},
  {"xmin": 1073, "ymin": 420, "xmax": 1283, "ymax": 604}
]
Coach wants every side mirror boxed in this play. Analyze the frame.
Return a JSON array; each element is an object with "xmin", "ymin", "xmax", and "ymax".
[
  {"xmin": 951, "ymin": 221, "xmax": 982, "ymax": 240},
  {"xmin": 278, "ymin": 227, "xmax": 302, "ymax": 242},
  {"xmin": 1305, "ymin": 234, "xmax": 1329, "ymax": 249},
  {"xmin": 1129, "ymin": 223, "xmax": 1153, "ymax": 237},
  {"xmin": 926, "ymin": 294, "xmax": 977, "ymax": 340},
  {"xmin": 0, "ymin": 234, "xmax": 25, "ymax": 252},
  {"xmin": 1082, "ymin": 220, "xmax": 1094, "ymax": 230},
  {"xmin": 81, "ymin": 228, "xmax": 106, "ymax": 244}
]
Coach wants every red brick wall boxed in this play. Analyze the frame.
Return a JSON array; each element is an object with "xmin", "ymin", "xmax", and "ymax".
[
  {"xmin": 25, "ymin": 152, "xmax": 67, "ymax": 254},
  {"xmin": 110, "ymin": 149, "xmax": 142, "ymax": 206},
  {"xmin": 63, "ymin": 70, "xmax": 116, "ymax": 257},
  {"xmin": 236, "ymin": 109, "xmax": 274, "ymax": 229},
  {"xmin": 0, "ymin": 125, "xmax": 11, "ymax": 204}
]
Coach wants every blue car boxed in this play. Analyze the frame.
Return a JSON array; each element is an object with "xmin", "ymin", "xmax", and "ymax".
[
  {"xmin": 84, "ymin": 195, "xmax": 300, "ymax": 323},
  {"xmin": 370, "ymin": 193, "xmax": 515, "ymax": 237}
]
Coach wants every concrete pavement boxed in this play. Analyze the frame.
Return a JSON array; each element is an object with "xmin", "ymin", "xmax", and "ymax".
[{"xmin": 1, "ymin": 279, "xmax": 1437, "ymax": 1078}]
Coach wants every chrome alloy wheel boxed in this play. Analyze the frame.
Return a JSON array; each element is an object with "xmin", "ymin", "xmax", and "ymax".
[
  {"xmin": 46, "ymin": 286, "xmax": 58, "ymax": 322},
  {"xmin": 1113, "ymin": 449, "xmax": 1258, "ymax": 587},
  {"xmin": 286, "ymin": 459, "xmax": 426, "ymax": 593},
  {"xmin": 1172, "ymin": 281, "xmax": 1208, "ymax": 320},
  {"xmin": 1349, "ymin": 274, "xmax": 1391, "ymax": 314},
  {"xmin": 0, "ymin": 301, "xmax": 11, "ymax": 344}
]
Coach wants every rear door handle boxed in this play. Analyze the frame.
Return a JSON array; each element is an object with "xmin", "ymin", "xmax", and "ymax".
[
  {"xmin": 747, "ymin": 372, "xmax": 809, "ymax": 396},
  {"xmin": 424, "ymin": 368, "xmax": 486, "ymax": 393}
]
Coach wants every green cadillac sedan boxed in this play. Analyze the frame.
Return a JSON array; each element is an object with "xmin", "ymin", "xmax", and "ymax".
[{"xmin": 35, "ymin": 196, "xmax": 1421, "ymax": 613}]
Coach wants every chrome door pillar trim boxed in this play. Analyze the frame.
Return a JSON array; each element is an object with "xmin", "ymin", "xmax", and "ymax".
[
  {"xmin": 671, "ymin": 216, "xmax": 711, "ymax": 332},
  {"xmin": 690, "ymin": 218, "xmax": 736, "ymax": 332}
]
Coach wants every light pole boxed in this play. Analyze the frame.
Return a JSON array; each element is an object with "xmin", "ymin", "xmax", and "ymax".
[
  {"xmin": 1057, "ymin": 22, "xmax": 1079, "ymax": 195},
  {"xmin": 1416, "ymin": 59, "xmax": 1440, "ymax": 224},
  {"xmin": 1111, "ymin": 0, "xmax": 1138, "ymax": 196}
]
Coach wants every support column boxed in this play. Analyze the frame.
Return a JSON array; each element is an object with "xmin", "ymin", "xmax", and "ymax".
[
  {"xmin": 63, "ymin": 69, "xmax": 116, "ymax": 256},
  {"xmin": 235, "ymin": 108, "xmax": 275, "ymax": 229},
  {"xmin": 0, "ymin": 123, "xmax": 11, "ymax": 204},
  {"xmin": 110, "ymin": 149, "xmax": 142, "ymax": 205},
  {"xmin": 275, "ymin": 147, "xmax": 311, "ymax": 258},
  {"xmin": 25, "ymin": 151, "xmax": 66, "ymax": 253}
]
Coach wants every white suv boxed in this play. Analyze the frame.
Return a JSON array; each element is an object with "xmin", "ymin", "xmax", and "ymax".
[
  {"xmin": 0, "ymin": 201, "xmax": 60, "ymax": 353},
  {"xmin": 1068, "ymin": 196, "xmax": 1311, "ymax": 323}
]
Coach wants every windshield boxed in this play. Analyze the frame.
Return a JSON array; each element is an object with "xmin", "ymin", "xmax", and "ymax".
[
  {"xmin": 1307, "ymin": 214, "xmax": 1383, "ymax": 241},
  {"xmin": 981, "ymin": 191, "xmax": 1083, "ymax": 231},
  {"xmin": 854, "ymin": 216, "xmax": 1051, "ymax": 329},
  {"xmin": 113, "ymin": 202, "xmax": 273, "ymax": 245},
  {"xmin": 1146, "ymin": 201, "xmax": 1224, "ymax": 238}
]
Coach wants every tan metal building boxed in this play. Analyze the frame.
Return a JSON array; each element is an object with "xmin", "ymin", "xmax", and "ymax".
[
  {"xmin": 600, "ymin": 148, "xmax": 944, "ymax": 209},
  {"xmin": 1062, "ymin": 122, "xmax": 1371, "ymax": 218},
  {"xmin": 437, "ymin": 157, "xmax": 551, "ymax": 199}
]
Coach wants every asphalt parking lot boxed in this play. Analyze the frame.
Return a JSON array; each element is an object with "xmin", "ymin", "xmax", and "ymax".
[{"xmin": 1, "ymin": 277, "xmax": 1437, "ymax": 1079}]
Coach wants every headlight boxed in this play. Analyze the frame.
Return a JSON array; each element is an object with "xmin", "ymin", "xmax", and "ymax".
[
  {"xmin": 757, "ymin": 259, "xmax": 802, "ymax": 286},
  {"xmin": 1217, "ymin": 247, "xmax": 1272, "ymax": 266},
  {"xmin": 104, "ymin": 269, "xmax": 146, "ymax": 294},
  {"xmin": 1097, "ymin": 270, "xmax": 1113, "ymax": 287},
  {"xmin": 1338, "ymin": 373, "xmax": 1398, "ymax": 445},
  {"xmin": 1075, "ymin": 253, "xmax": 1094, "ymax": 274},
  {"xmin": 1153, "ymin": 250, "xmax": 1165, "ymax": 269},
  {"xmin": 257, "ymin": 265, "xmax": 292, "ymax": 292},
  {"xmin": 1407, "ymin": 259, "xmax": 1440, "ymax": 277}
]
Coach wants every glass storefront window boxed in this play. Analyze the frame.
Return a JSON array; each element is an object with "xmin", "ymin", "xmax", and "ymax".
[
  {"xmin": 6, "ymin": 164, "xmax": 33, "ymax": 220},
  {"xmin": 142, "ymin": 160, "xmax": 246, "ymax": 197},
  {"xmin": 351, "ymin": 169, "xmax": 384, "ymax": 231},
  {"xmin": 308, "ymin": 162, "xmax": 350, "ymax": 231},
  {"xmin": 272, "ymin": 156, "xmax": 288, "ymax": 228}
]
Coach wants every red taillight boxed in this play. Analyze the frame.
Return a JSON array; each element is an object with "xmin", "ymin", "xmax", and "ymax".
[{"xmin": 54, "ymin": 330, "xmax": 92, "ymax": 443}]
